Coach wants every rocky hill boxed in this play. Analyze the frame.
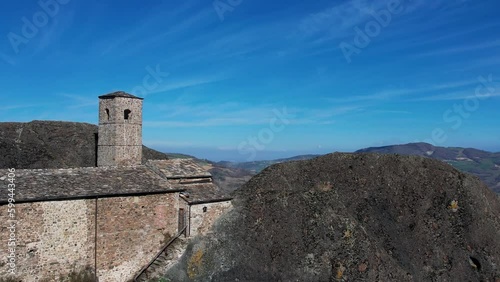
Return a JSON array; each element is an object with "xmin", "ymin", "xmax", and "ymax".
[
  {"xmin": 356, "ymin": 142, "xmax": 498, "ymax": 160},
  {"xmin": 164, "ymin": 153, "xmax": 500, "ymax": 281},
  {"xmin": 219, "ymin": 143, "xmax": 500, "ymax": 194},
  {"xmin": 357, "ymin": 142, "xmax": 500, "ymax": 193},
  {"xmin": 0, "ymin": 121, "xmax": 168, "ymax": 169}
]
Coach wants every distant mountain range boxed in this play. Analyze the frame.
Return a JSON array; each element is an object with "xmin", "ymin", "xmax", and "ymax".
[
  {"xmin": 178, "ymin": 143, "xmax": 499, "ymax": 194},
  {"xmin": 3, "ymin": 123, "xmax": 495, "ymax": 194},
  {"xmin": 216, "ymin": 154, "xmax": 320, "ymax": 173},
  {"xmin": 165, "ymin": 153, "xmax": 254, "ymax": 193},
  {"xmin": 356, "ymin": 143, "xmax": 500, "ymax": 193},
  {"xmin": 164, "ymin": 154, "xmax": 320, "ymax": 193}
]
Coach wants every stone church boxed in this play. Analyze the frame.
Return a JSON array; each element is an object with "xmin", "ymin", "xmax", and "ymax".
[{"xmin": 0, "ymin": 92, "xmax": 232, "ymax": 281}]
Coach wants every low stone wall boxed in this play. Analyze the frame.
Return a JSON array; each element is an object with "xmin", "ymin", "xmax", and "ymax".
[
  {"xmin": 0, "ymin": 192, "xmax": 180, "ymax": 281},
  {"xmin": 189, "ymin": 201, "xmax": 232, "ymax": 237}
]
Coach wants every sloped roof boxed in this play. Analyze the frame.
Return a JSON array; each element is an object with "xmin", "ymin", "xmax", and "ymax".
[
  {"xmin": 147, "ymin": 159, "xmax": 231, "ymax": 204},
  {"xmin": 147, "ymin": 159, "xmax": 212, "ymax": 178},
  {"xmin": 0, "ymin": 158, "xmax": 232, "ymax": 205},
  {"xmin": 98, "ymin": 91, "xmax": 143, "ymax": 100},
  {"xmin": 177, "ymin": 183, "xmax": 232, "ymax": 205},
  {"xmin": 0, "ymin": 166, "xmax": 177, "ymax": 204}
]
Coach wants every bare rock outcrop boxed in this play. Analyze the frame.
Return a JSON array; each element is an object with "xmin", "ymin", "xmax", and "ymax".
[{"xmin": 165, "ymin": 153, "xmax": 500, "ymax": 281}]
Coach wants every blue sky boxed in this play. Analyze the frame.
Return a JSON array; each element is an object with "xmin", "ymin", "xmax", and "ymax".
[{"xmin": 0, "ymin": 0, "xmax": 499, "ymax": 161}]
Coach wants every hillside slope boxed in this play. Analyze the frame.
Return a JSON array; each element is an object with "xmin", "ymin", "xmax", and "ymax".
[
  {"xmin": 357, "ymin": 142, "xmax": 500, "ymax": 193},
  {"xmin": 218, "ymin": 154, "xmax": 320, "ymax": 173},
  {"xmin": 165, "ymin": 153, "xmax": 500, "ymax": 281},
  {"xmin": 165, "ymin": 154, "xmax": 255, "ymax": 194},
  {"xmin": 208, "ymin": 163, "xmax": 254, "ymax": 193},
  {"xmin": 213, "ymin": 142, "xmax": 500, "ymax": 194},
  {"xmin": 0, "ymin": 121, "xmax": 168, "ymax": 169}
]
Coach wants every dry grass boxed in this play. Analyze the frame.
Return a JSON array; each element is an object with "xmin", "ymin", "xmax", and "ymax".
[
  {"xmin": 187, "ymin": 249, "xmax": 204, "ymax": 278},
  {"xmin": 60, "ymin": 267, "xmax": 95, "ymax": 282},
  {"xmin": 317, "ymin": 181, "xmax": 333, "ymax": 192}
]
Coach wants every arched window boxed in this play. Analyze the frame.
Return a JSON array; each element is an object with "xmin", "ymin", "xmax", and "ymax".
[
  {"xmin": 124, "ymin": 109, "xmax": 131, "ymax": 120},
  {"xmin": 105, "ymin": 108, "xmax": 110, "ymax": 120}
]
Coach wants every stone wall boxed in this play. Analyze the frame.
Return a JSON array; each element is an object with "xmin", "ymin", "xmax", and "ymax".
[
  {"xmin": 188, "ymin": 201, "xmax": 232, "ymax": 237},
  {"xmin": 97, "ymin": 145, "xmax": 143, "ymax": 167},
  {"xmin": 96, "ymin": 193, "xmax": 179, "ymax": 281},
  {"xmin": 0, "ymin": 192, "xmax": 180, "ymax": 281},
  {"xmin": 0, "ymin": 200, "xmax": 95, "ymax": 281},
  {"xmin": 98, "ymin": 97, "xmax": 143, "ymax": 125}
]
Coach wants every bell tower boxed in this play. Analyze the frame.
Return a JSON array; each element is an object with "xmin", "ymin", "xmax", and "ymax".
[{"xmin": 97, "ymin": 91, "xmax": 143, "ymax": 167}]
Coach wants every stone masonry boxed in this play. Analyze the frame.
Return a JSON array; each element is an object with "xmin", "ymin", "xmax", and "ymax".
[
  {"xmin": 0, "ymin": 193, "xmax": 180, "ymax": 282},
  {"xmin": 0, "ymin": 200, "xmax": 95, "ymax": 281},
  {"xmin": 0, "ymin": 91, "xmax": 233, "ymax": 281},
  {"xmin": 189, "ymin": 201, "xmax": 233, "ymax": 237},
  {"xmin": 98, "ymin": 92, "xmax": 143, "ymax": 167}
]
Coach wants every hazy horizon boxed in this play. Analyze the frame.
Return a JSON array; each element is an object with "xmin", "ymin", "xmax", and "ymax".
[{"xmin": 155, "ymin": 141, "xmax": 500, "ymax": 162}]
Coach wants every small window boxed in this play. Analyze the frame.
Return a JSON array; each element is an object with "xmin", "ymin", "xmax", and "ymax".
[
  {"xmin": 105, "ymin": 108, "xmax": 110, "ymax": 120},
  {"xmin": 202, "ymin": 206, "xmax": 207, "ymax": 213},
  {"xmin": 124, "ymin": 109, "xmax": 131, "ymax": 120}
]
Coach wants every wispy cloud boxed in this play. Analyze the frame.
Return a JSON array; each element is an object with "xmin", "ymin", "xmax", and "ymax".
[
  {"xmin": 1, "ymin": 0, "xmax": 498, "ymax": 154},
  {"xmin": 2, "ymin": 2, "xmax": 77, "ymax": 64},
  {"xmin": 295, "ymin": 0, "xmax": 446, "ymax": 45},
  {"xmin": 118, "ymin": 9, "xmax": 214, "ymax": 56},
  {"xmin": 298, "ymin": 0, "xmax": 386, "ymax": 38},
  {"xmin": 409, "ymin": 89, "xmax": 500, "ymax": 101},
  {"xmin": 298, "ymin": 105, "xmax": 362, "ymax": 119},
  {"xmin": 59, "ymin": 93, "xmax": 97, "ymax": 108},
  {"xmin": 371, "ymin": 110, "xmax": 412, "ymax": 114},
  {"xmin": 142, "ymin": 75, "xmax": 226, "ymax": 96},
  {"xmin": 146, "ymin": 100, "xmax": 362, "ymax": 128},
  {"xmin": 414, "ymin": 40, "xmax": 500, "ymax": 57},
  {"xmin": 0, "ymin": 104, "xmax": 50, "ymax": 111},
  {"xmin": 328, "ymin": 79, "xmax": 482, "ymax": 103},
  {"xmin": 149, "ymin": 101, "xmax": 285, "ymax": 127},
  {"xmin": 144, "ymin": 118, "xmax": 261, "ymax": 128},
  {"xmin": 33, "ymin": 9, "xmax": 75, "ymax": 56},
  {"xmin": 449, "ymin": 56, "xmax": 500, "ymax": 72},
  {"xmin": 97, "ymin": 4, "xmax": 212, "ymax": 57}
]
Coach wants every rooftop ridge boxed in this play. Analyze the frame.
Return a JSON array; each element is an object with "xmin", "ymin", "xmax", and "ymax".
[{"xmin": 98, "ymin": 91, "xmax": 143, "ymax": 100}]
